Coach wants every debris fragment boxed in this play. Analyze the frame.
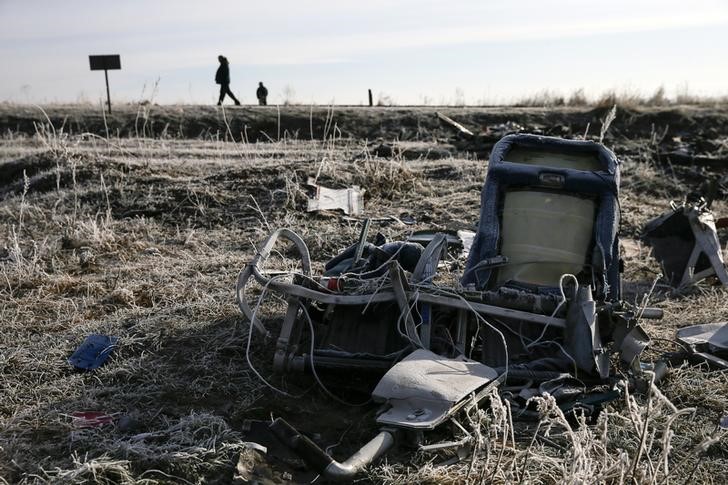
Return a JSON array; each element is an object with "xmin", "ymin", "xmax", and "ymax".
[
  {"xmin": 641, "ymin": 197, "xmax": 728, "ymax": 288},
  {"xmin": 407, "ymin": 229, "xmax": 464, "ymax": 255},
  {"xmin": 457, "ymin": 230, "xmax": 475, "ymax": 259},
  {"xmin": 306, "ymin": 177, "xmax": 364, "ymax": 216},
  {"xmin": 270, "ymin": 418, "xmax": 395, "ymax": 481},
  {"xmin": 436, "ymin": 112, "xmax": 474, "ymax": 137},
  {"xmin": 676, "ymin": 322, "xmax": 728, "ymax": 369},
  {"xmin": 373, "ymin": 349, "xmax": 499, "ymax": 429},
  {"xmin": 70, "ymin": 411, "xmax": 115, "ymax": 428},
  {"xmin": 68, "ymin": 334, "xmax": 118, "ymax": 370},
  {"xmin": 486, "ymin": 121, "xmax": 524, "ymax": 138}
]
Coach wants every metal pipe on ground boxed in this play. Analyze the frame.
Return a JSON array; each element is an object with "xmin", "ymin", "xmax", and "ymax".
[{"xmin": 269, "ymin": 418, "xmax": 395, "ymax": 481}]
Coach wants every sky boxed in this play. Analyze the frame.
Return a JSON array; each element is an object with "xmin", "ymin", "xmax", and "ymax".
[{"xmin": 1, "ymin": 0, "xmax": 727, "ymax": 105}]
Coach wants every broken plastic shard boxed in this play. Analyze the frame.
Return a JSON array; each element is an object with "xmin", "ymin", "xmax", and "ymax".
[
  {"xmin": 720, "ymin": 415, "xmax": 728, "ymax": 430},
  {"xmin": 68, "ymin": 334, "xmax": 119, "ymax": 370},
  {"xmin": 70, "ymin": 411, "xmax": 114, "ymax": 428},
  {"xmin": 373, "ymin": 349, "xmax": 498, "ymax": 429},
  {"xmin": 676, "ymin": 322, "xmax": 728, "ymax": 353}
]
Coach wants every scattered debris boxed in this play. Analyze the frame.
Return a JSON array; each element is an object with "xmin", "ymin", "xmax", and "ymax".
[
  {"xmin": 306, "ymin": 177, "xmax": 364, "ymax": 216},
  {"xmin": 641, "ymin": 196, "xmax": 728, "ymax": 289},
  {"xmin": 240, "ymin": 420, "xmax": 322, "ymax": 483},
  {"xmin": 407, "ymin": 229, "xmax": 464, "ymax": 254},
  {"xmin": 436, "ymin": 112, "xmax": 474, "ymax": 137},
  {"xmin": 486, "ymin": 121, "xmax": 525, "ymax": 138},
  {"xmin": 68, "ymin": 334, "xmax": 119, "ymax": 370},
  {"xmin": 70, "ymin": 411, "xmax": 115, "ymax": 428},
  {"xmin": 267, "ymin": 353, "xmax": 499, "ymax": 480},
  {"xmin": 236, "ymin": 134, "xmax": 671, "ymax": 480},
  {"xmin": 676, "ymin": 322, "xmax": 728, "ymax": 369},
  {"xmin": 270, "ymin": 418, "xmax": 394, "ymax": 481},
  {"xmin": 143, "ymin": 247, "xmax": 162, "ymax": 257}
]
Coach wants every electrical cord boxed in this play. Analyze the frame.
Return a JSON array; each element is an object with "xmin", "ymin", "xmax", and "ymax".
[
  {"xmin": 525, "ymin": 273, "xmax": 578, "ymax": 350},
  {"xmin": 299, "ymin": 303, "xmax": 372, "ymax": 407},
  {"xmin": 245, "ymin": 274, "xmax": 312, "ymax": 399}
]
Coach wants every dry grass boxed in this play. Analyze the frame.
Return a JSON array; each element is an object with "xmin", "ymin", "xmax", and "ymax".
[
  {"xmin": 0, "ymin": 107, "xmax": 727, "ymax": 484},
  {"xmin": 514, "ymin": 87, "xmax": 728, "ymax": 109},
  {"xmin": 369, "ymin": 380, "xmax": 727, "ymax": 484}
]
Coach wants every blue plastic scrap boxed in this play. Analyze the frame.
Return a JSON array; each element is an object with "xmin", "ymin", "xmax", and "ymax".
[{"xmin": 68, "ymin": 334, "xmax": 119, "ymax": 370}]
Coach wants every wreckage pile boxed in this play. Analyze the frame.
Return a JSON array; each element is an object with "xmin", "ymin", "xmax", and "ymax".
[
  {"xmin": 2, "ymin": 105, "xmax": 728, "ymax": 483},
  {"xmin": 237, "ymin": 133, "xmax": 728, "ymax": 481}
]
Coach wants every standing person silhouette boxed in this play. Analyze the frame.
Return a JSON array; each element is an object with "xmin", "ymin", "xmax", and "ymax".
[
  {"xmin": 215, "ymin": 55, "xmax": 240, "ymax": 106},
  {"xmin": 256, "ymin": 82, "xmax": 268, "ymax": 106}
]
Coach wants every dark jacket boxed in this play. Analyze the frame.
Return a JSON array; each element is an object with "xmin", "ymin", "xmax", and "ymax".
[
  {"xmin": 257, "ymin": 85, "xmax": 268, "ymax": 98},
  {"xmin": 215, "ymin": 62, "xmax": 230, "ymax": 85}
]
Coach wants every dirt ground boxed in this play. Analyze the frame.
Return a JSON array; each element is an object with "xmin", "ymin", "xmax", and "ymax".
[{"xmin": 0, "ymin": 104, "xmax": 727, "ymax": 484}]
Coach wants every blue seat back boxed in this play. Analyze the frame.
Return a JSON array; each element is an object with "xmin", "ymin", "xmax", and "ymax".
[{"xmin": 462, "ymin": 134, "xmax": 621, "ymax": 302}]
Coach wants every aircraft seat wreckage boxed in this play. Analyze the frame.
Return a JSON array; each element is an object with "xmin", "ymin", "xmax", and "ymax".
[{"xmin": 235, "ymin": 134, "xmax": 727, "ymax": 481}]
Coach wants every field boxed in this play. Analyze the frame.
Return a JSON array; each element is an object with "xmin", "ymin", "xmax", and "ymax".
[{"xmin": 1, "ymin": 103, "xmax": 727, "ymax": 484}]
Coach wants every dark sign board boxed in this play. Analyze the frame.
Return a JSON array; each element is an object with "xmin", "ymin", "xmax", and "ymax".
[
  {"xmin": 89, "ymin": 55, "xmax": 121, "ymax": 113},
  {"xmin": 89, "ymin": 55, "xmax": 121, "ymax": 71}
]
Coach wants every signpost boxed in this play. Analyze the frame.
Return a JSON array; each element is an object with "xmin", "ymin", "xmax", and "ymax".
[{"xmin": 89, "ymin": 55, "xmax": 121, "ymax": 113}]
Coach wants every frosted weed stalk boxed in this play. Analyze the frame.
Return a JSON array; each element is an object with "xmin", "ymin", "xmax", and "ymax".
[
  {"xmin": 353, "ymin": 146, "xmax": 421, "ymax": 198},
  {"xmin": 2, "ymin": 171, "xmax": 48, "ymax": 288},
  {"xmin": 370, "ymin": 381, "xmax": 720, "ymax": 484}
]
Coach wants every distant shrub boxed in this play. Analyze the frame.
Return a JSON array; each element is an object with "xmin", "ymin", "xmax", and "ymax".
[
  {"xmin": 282, "ymin": 85, "xmax": 297, "ymax": 106},
  {"xmin": 513, "ymin": 89, "xmax": 565, "ymax": 107},
  {"xmin": 376, "ymin": 92, "xmax": 395, "ymax": 106},
  {"xmin": 567, "ymin": 88, "xmax": 588, "ymax": 106},
  {"xmin": 647, "ymin": 86, "xmax": 668, "ymax": 106}
]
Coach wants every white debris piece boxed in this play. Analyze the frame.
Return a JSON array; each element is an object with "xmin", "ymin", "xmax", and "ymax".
[
  {"xmin": 457, "ymin": 230, "xmax": 475, "ymax": 260},
  {"xmin": 306, "ymin": 177, "xmax": 364, "ymax": 216}
]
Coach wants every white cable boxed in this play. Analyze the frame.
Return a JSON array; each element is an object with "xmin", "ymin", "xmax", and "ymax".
[
  {"xmin": 245, "ymin": 274, "xmax": 311, "ymax": 399},
  {"xmin": 525, "ymin": 273, "xmax": 578, "ymax": 350},
  {"xmin": 339, "ymin": 241, "xmax": 409, "ymax": 280},
  {"xmin": 299, "ymin": 303, "xmax": 372, "ymax": 407},
  {"xmin": 425, "ymin": 279, "xmax": 583, "ymax": 377},
  {"xmin": 394, "ymin": 290, "xmax": 425, "ymax": 349},
  {"xmin": 360, "ymin": 273, "xmax": 392, "ymax": 314},
  {"xmin": 419, "ymin": 284, "xmax": 510, "ymax": 381},
  {"xmin": 246, "ymin": 268, "xmax": 378, "ymax": 406},
  {"xmin": 528, "ymin": 340, "xmax": 578, "ymax": 376}
]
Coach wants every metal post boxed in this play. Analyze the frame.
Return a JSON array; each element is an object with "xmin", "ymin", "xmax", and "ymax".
[
  {"xmin": 368, "ymin": 89, "xmax": 373, "ymax": 107},
  {"xmin": 104, "ymin": 69, "xmax": 112, "ymax": 113}
]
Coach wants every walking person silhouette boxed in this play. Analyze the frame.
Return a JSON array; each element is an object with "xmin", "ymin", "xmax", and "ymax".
[
  {"xmin": 256, "ymin": 82, "xmax": 268, "ymax": 106},
  {"xmin": 215, "ymin": 55, "xmax": 240, "ymax": 106}
]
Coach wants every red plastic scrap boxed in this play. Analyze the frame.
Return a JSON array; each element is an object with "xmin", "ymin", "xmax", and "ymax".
[{"xmin": 70, "ymin": 411, "xmax": 115, "ymax": 428}]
